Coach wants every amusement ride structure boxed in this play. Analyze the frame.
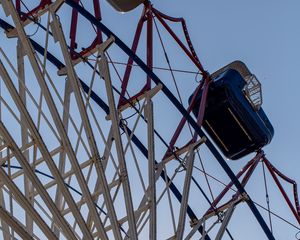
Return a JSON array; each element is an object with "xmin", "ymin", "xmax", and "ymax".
[{"xmin": 0, "ymin": 0, "xmax": 299, "ymax": 239}]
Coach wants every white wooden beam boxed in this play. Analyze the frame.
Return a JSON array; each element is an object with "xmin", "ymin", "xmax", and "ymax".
[
  {"xmin": 100, "ymin": 52, "xmax": 138, "ymax": 239},
  {"xmin": 176, "ymin": 149, "xmax": 196, "ymax": 240},
  {"xmin": 215, "ymin": 203, "xmax": 235, "ymax": 240},
  {"xmin": 50, "ymin": 12, "xmax": 122, "ymax": 240},
  {"xmin": 0, "ymin": 167, "xmax": 58, "ymax": 239},
  {"xmin": 0, "ymin": 206, "xmax": 33, "ymax": 240},
  {"xmin": 0, "ymin": 121, "xmax": 76, "ymax": 240},
  {"xmin": 145, "ymin": 95, "xmax": 156, "ymax": 240},
  {"xmin": 2, "ymin": 1, "xmax": 106, "ymax": 239},
  {"xmin": 0, "ymin": 57, "xmax": 91, "ymax": 239},
  {"xmin": 17, "ymin": 39, "xmax": 33, "ymax": 237}
]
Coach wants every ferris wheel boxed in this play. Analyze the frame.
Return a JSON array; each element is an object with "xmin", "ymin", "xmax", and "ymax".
[{"xmin": 0, "ymin": 0, "xmax": 299, "ymax": 239}]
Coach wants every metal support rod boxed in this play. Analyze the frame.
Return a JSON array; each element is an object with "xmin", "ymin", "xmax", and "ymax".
[
  {"xmin": 118, "ymin": 8, "xmax": 145, "ymax": 107},
  {"xmin": 146, "ymin": 3, "xmax": 153, "ymax": 89},
  {"xmin": 69, "ymin": 0, "xmax": 80, "ymax": 58},
  {"xmin": 17, "ymin": 38, "xmax": 33, "ymax": 236},
  {"xmin": 93, "ymin": 204, "xmax": 149, "ymax": 237},
  {"xmin": 0, "ymin": 167, "xmax": 58, "ymax": 240},
  {"xmin": 264, "ymin": 157, "xmax": 300, "ymax": 216},
  {"xmin": 69, "ymin": 0, "xmax": 102, "ymax": 59},
  {"xmin": 1, "ymin": 146, "xmax": 61, "ymax": 181},
  {"xmin": 215, "ymin": 203, "xmax": 235, "ymax": 240},
  {"xmin": 184, "ymin": 217, "xmax": 205, "ymax": 240},
  {"xmin": 145, "ymin": 95, "xmax": 156, "ymax": 240},
  {"xmin": 239, "ymin": 154, "xmax": 261, "ymax": 187},
  {"xmin": 192, "ymin": 77, "xmax": 210, "ymax": 141},
  {"xmin": 207, "ymin": 152, "xmax": 263, "ymax": 213},
  {"xmin": 0, "ymin": 55, "xmax": 93, "ymax": 239},
  {"xmin": 3, "ymin": 2, "xmax": 107, "ymax": 239},
  {"xmin": 264, "ymin": 158, "xmax": 300, "ymax": 225},
  {"xmin": 0, "ymin": 121, "xmax": 76, "ymax": 240},
  {"xmin": 86, "ymin": 128, "xmax": 114, "ymax": 229},
  {"xmin": 14, "ymin": 0, "xmax": 51, "ymax": 21},
  {"xmin": 0, "ymin": 206, "xmax": 34, "ymax": 240},
  {"xmin": 100, "ymin": 52, "xmax": 138, "ymax": 239},
  {"xmin": 200, "ymin": 220, "xmax": 206, "ymax": 240},
  {"xmin": 151, "ymin": 7, "xmax": 202, "ymax": 69},
  {"xmin": 167, "ymin": 81, "xmax": 205, "ymax": 152},
  {"xmin": 152, "ymin": 8, "xmax": 206, "ymax": 74},
  {"xmin": 0, "ymin": 188, "xmax": 10, "ymax": 240},
  {"xmin": 176, "ymin": 149, "xmax": 196, "ymax": 240},
  {"xmin": 216, "ymin": 153, "xmax": 262, "ymax": 212},
  {"xmin": 50, "ymin": 12, "xmax": 122, "ymax": 240},
  {"xmin": 52, "ymin": 78, "xmax": 71, "ymax": 237}
]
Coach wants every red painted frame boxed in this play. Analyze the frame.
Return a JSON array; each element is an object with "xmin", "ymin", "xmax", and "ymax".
[
  {"xmin": 117, "ymin": 2, "xmax": 153, "ymax": 108},
  {"xmin": 263, "ymin": 157, "xmax": 300, "ymax": 224},
  {"xmin": 15, "ymin": 0, "xmax": 52, "ymax": 21},
  {"xmin": 15, "ymin": 0, "xmax": 103, "ymax": 60},
  {"xmin": 69, "ymin": 0, "xmax": 103, "ymax": 60},
  {"xmin": 203, "ymin": 151, "xmax": 300, "ymax": 226},
  {"xmin": 117, "ymin": 1, "xmax": 211, "ymax": 156}
]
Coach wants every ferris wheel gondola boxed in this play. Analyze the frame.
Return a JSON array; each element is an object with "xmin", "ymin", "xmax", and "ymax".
[{"xmin": 106, "ymin": 0, "xmax": 145, "ymax": 12}]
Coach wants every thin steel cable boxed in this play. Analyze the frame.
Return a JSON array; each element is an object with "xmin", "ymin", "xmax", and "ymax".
[
  {"xmin": 262, "ymin": 161, "xmax": 274, "ymax": 233},
  {"xmin": 19, "ymin": 0, "xmax": 41, "ymax": 36},
  {"xmin": 153, "ymin": 15, "xmax": 184, "ymax": 106},
  {"xmin": 194, "ymin": 164, "xmax": 300, "ymax": 231},
  {"xmin": 153, "ymin": 13, "xmax": 216, "ymax": 207},
  {"xmin": 1, "ymin": 164, "xmax": 129, "ymax": 236},
  {"xmin": 226, "ymin": 228, "xmax": 235, "ymax": 240},
  {"xmin": 79, "ymin": 0, "xmax": 99, "ymax": 34},
  {"xmin": 106, "ymin": 53, "xmax": 141, "ymax": 121},
  {"xmin": 296, "ymin": 230, "xmax": 300, "ymax": 239},
  {"xmin": 176, "ymin": 156, "xmax": 234, "ymax": 239},
  {"xmin": 106, "ymin": 61, "xmax": 199, "ymax": 74},
  {"xmin": 197, "ymin": 149, "xmax": 215, "ymax": 202},
  {"xmin": 19, "ymin": 0, "xmax": 31, "ymax": 13},
  {"xmin": 153, "ymin": 12, "xmax": 216, "ymax": 208},
  {"xmin": 254, "ymin": 201, "xmax": 300, "ymax": 231},
  {"xmin": 107, "ymin": 28, "xmax": 228, "ymax": 234},
  {"xmin": 87, "ymin": 58, "xmax": 200, "ymax": 75}
]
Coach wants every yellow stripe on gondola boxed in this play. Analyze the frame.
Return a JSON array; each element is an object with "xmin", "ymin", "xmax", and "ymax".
[
  {"xmin": 227, "ymin": 108, "xmax": 252, "ymax": 141},
  {"xmin": 205, "ymin": 120, "xmax": 229, "ymax": 152}
]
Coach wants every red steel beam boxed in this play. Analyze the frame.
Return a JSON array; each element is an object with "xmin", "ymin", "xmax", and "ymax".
[{"xmin": 263, "ymin": 158, "xmax": 300, "ymax": 224}]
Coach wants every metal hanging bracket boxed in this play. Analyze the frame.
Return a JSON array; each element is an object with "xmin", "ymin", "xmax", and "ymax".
[
  {"xmin": 57, "ymin": 36, "xmax": 115, "ymax": 76},
  {"xmin": 156, "ymin": 136, "xmax": 206, "ymax": 170},
  {"xmin": 97, "ymin": 36, "xmax": 115, "ymax": 55},
  {"xmin": 105, "ymin": 83, "xmax": 162, "ymax": 120},
  {"xmin": 4, "ymin": 1, "xmax": 56, "ymax": 38}
]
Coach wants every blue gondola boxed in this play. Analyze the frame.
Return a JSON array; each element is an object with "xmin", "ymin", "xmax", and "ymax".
[{"xmin": 190, "ymin": 61, "xmax": 274, "ymax": 160}]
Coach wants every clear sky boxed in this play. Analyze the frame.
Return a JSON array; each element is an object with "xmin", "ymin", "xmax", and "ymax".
[{"xmin": 0, "ymin": 1, "xmax": 300, "ymax": 239}]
